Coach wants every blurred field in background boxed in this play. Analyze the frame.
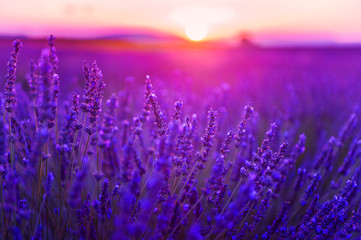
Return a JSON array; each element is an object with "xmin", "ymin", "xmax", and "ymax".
[{"xmin": 1, "ymin": 38, "xmax": 361, "ymax": 152}]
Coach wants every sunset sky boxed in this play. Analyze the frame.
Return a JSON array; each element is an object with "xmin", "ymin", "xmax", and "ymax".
[{"xmin": 1, "ymin": 0, "xmax": 361, "ymax": 44}]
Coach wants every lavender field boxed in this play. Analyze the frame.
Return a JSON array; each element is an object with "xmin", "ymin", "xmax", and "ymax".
[{"xmin": 1, "ymin": 36, "xmax": 361, "ymax": 239}]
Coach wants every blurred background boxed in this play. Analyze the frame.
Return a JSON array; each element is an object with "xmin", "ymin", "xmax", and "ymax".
[{"xmin": 1, "ymin": 0, "xmax": 361, "ymax": 45}]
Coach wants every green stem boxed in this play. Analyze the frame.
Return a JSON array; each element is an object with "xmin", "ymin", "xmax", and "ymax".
[
  {"xmin": 9, "ymin": 113, "xmax": 13, "ymax": 170},
  {"xmin": 76, "ymin": 113, "xmax": 87, "ymax": 166},
  {"xmin": 34, "ymin": 196, "xmax": 46, "ymax": 236},
  {"xmin": 80, "ymin": 135, "xmax": 90, "ymax": 169},
  {"xmin": 139, "ymin": 199, "xmax": 159, "ymax": 239},
  {"xmin": 0, "ymin": 177, "xmax": 7, "ymax": 239},
  {"xmin": 219, "ymin": 177, "xmax": 244, "ymax": 215},
  {"xmin": 174, "ymin": 160, "xmax": 199, "ymax": 203},
  {"xmin": 96, "ymin": 135, "xmax": 100, "ymax": 199}
]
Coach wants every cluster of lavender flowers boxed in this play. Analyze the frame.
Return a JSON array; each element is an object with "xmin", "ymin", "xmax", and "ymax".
[{"xmin": 1, "ymin": 36, "xmax": 361, "ymax": 240}]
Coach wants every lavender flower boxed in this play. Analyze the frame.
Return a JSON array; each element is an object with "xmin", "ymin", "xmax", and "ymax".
[
  {"xmin": 44, "ymin": 172, "xmax": 54, "ymax": 198},
  {"xmin": 197, "ymin": 109, "xmax": 217, "ymax": 169},
  {"xmin": 171, "ymin": 100, "xmax": 183, "ymax": 122},
  {"xmin": 235, "ymin": 105, "xmax": 254, "ymax": 149},
  {"xmin": 4, "ymin": 40, "xmax": 22, "ymax": 113},
  {"xmin": 148, "ymin": 90, "xmax": 167, "ymax": 136},
  {"xmin": 258, "ymin": 123, "xmax": 277, "ymax": 156},
  {"xmin": 301, "ymin": 172, "xmax": 321, "ymax": 205},
  {"xmin": 47, "ymin": 73, "xmax": 60, "ymax": 128},
  {"xmin": 294, "ymin": 168, "xmax": 306, "ymax": 192},
  {"xmin": 26, "ymin": 59, "xmax": 38, "ymax": 101},
  {"xmin": 314, "ymin": 136, "xmax": 335, "ymax": 171},
  {"xmin": 37, "ymin": 48, "xmax": 53, "ymax": 126},
  {"xmin": 100, "ymin": 178, "xmax": 110, "ymax": 218},
  {"xmin": 99, "ymin": 94, "xmax": 118, "ymax": 148},
  {"xmin": 47, "ymin": 34, "xmax": 58, "ymax": 74},
  {"xmin": 339, "ymin": 139, "xmax": 361, "ymax": 175},
  {"xmin": 338, "ymin": 113, "xmax": 357, "ymax": 146}
]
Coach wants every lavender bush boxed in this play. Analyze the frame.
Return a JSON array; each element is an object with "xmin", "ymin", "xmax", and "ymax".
[{"xmin": 1, "ymin": 36, "xmax": 361, "ymax": 240}]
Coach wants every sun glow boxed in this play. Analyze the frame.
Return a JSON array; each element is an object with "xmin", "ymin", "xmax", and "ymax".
[
  {"xmin": 170, "ymin": 5, "xmax": 233, "ymax": 41},
  {"xmin": 185, "ymin": 25, "xmax": 208, "ymax": 41}
]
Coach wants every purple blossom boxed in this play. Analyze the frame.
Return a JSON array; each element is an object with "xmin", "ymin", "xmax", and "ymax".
[
  {"xmin": 301, "ymin": 172, "xmax": 321, "ymax": 205},
  {"xmin": 47, "ymin": 34, "xmax": 58, "ymax": 74},
  {"xmin": 99, "ymin": 94, "xmax": 118, "ymax": 148},
  {"xmin": 235, "ymin": 105, "xmax": 254, "ymax": 149},
  {"xmin": 338, "ymin": 113, "xmax": 357, "ymax": 146},
  {"xmin": 196, "ymin": 109, "xmax": 217, "ymax": 169},
  {"xmin": 100, "ymin": 178, "xmax": 110, "ymax": 219},
  {"xmin": 294, "ymin": 168, "xmax": 306, "ymax": 192},
  {"xmin": 148, "ymin": 92, "xmax": 167, "ymax": 136},
  {"xmin": 339, "ymin": 139, "xmax": 361, "ymax": 175},
  {"xmin": 171, "ymin": 99, "xmax": 183, "ymax": 122},
  {"xmin": 4, "ymin": 40, "xmax": 22, "ymax": 113},
  {"xmin": 314, "ymin": 136, "xmax": 335, "ymax": 171},
  {"xmin": 44, "ymin": 172, "xmax": 54, "ymax": 197},
  {"xmin": 37, "ymin": 48, "xmax": 53, "ymax": 126},
  {"xmin": 26, "ymin": 59, "xmax": 38, "ymax": 101}
]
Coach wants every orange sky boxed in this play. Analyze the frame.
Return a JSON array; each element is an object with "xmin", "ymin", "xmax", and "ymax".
[{"xmin": 1, "ymin": 0, "xmax": 361, "ymax": 44}]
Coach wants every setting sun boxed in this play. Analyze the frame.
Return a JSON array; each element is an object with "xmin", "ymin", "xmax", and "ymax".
[
  {"xmin": 185, "ymin": 24, "xmax": 208, "ymax": 41},
  {"xmin": 170, "ymin": 5, "xmax": 233, "ymax": 41}
]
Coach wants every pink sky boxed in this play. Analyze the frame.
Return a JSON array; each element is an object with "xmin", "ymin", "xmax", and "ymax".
[{"xmin": 1, "ymin": 0, "xmax": 361, "ymax": 44}]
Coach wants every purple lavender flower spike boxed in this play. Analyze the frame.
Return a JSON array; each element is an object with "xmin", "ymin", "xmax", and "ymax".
[
  {"xmin": 339, "ymin": 139, "xmax": 361, "ymax": 175},
  {"xmin": 290, "ymin": 133, "xmax": 306, "ymax": 163},
  {"xmin": 197, "ymin": 109, "xmax": 217, "ymax": 168},
  {"xmin": 47, "ymin": 34, "xmax": 58, "ymax": 74},
  {"xmin": 253, "ymin": 188, "xmax": 272, "ymax": 223},
  {"xmin": 336, "ymin": 202, "xmax": 361, "ymax": 238},
  {"xmin": 313, "ymin": 136, "xmax": 335, "ymax": 171},
  {"xmin": 99, "ymin": 94, "xmax": 118, "ymax": 149},
  {"xmin": 80, "ymin": 61, "xmax": 92, "ymax": 113},
  {"xmin": 235, "ymin": 105, "xmax": 254, "ymax": 149},
  {"xmin": 147, "ymin": 78, "xmax": 167, "ymax": 136},
  {"xmin": 99, "ymin": 178, "xmax": 110, "ymax": 219},
  {"xmin": 172, "ymin": 100, "xmax": 183, "ymax": 122},
  {"xmin": 37, "ymin": 48, "xmax": 53, "ymax": 126},
  {"xmin": 294, "ymin": 168, "xmax": 306, "ymax": 192},
  {"xmin": 4, "ymin": 40, "xmax": 22, "ymax": 113},
  {"xmin": 48, "ymin": 73, "xmax": 60, "ymax": 128},
  {"xmin": 220, "ymin": 130, "xmax": 235, "ymax": 157},
  {"xmin": 26, "ymin": 59, "xmax": 38, "ymax": 102},
  {"xmin": 301, "ymin": 172, "xmax": 321, "ymax": 205},
  {"xmin": 338, "ymin": 113, "xmax": 357, "ymax": 146},
  {"xmin": 44, "ymin": 172, "xmax": 54, "ymax": 198},
  {"xmin": 258, "ymin": 123, "xmax": 277, "ymax": 156}
]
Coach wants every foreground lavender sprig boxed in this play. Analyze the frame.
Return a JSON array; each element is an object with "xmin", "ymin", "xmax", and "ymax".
[
  {"xmin": 4, "ymin": 40, "xmax": 22, "ymax": 113},
  {"xmin": 145, "ymin": 75, "xmax": 167, "ymax": 136}
]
